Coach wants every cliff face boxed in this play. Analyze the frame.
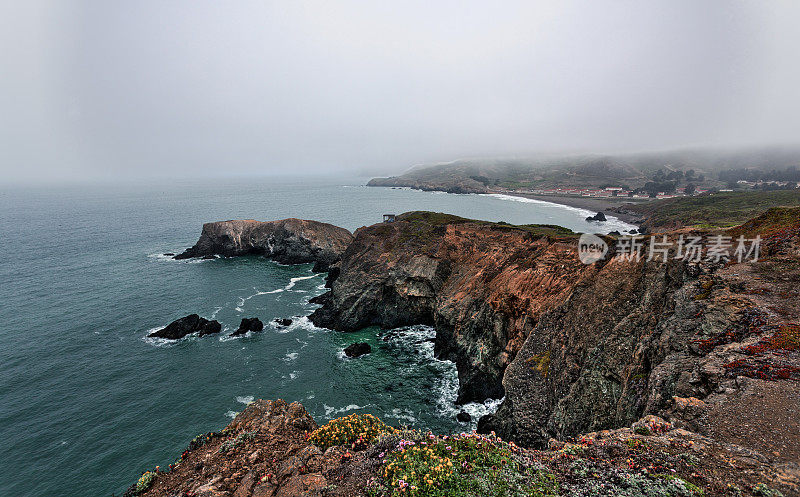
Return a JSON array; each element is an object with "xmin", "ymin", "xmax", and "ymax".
[
  {"xmin": 309, "ymin": 211, "xmax": 800, "ymax": 452},
  {"xmin": 175, "ymin": 218, "xmax": 353, "ymax": 271},
  {"xmin": 309, "ymin": 212, "xmax": 586, "ymax": 403}
]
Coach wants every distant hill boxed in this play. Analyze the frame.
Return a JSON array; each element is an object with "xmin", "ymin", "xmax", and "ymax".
[{"xmin": 368, "ymin": 146, "xmax": 800, "ymax": 193}]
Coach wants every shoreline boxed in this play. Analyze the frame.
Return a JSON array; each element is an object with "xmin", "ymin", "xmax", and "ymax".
[{"xmin": 494, "ymin": 191, "xmax": 646, "ymax": 224}]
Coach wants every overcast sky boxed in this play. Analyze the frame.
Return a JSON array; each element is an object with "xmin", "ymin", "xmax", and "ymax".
[{"xmin": 1, "ymin": 1, "xmax": 799, "ymax": 182}]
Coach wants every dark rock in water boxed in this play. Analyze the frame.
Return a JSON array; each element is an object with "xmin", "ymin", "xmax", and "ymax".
[
  {"xmin": 585, "ymin": 211, "xmax": 607, "ymax": 222},
  {"xmin": 344, "ymin": 342, "xmax": 371, "ymax": 358},
  {"xmin": 629, "ymin": 228, "xmax": 638, "ymax": 234},
  {"xmin": 199, "ymin": 321, "xmax": 222, "ymax": 336},
  {"xmin": 274, "ymin": 318, "xmax": 293, "ymax": 327},
  {"xmin": 201, "ymin": 255, "xmax": 217, "ymax": 260},
  {"xmin": 163, "ymin": 252, "xmax": 175, "ymax": 256},
  {"xmin": 173, "ymin": 218, "xmax": 353, "ymax": 272},
  {"xmin": 149, "ymin": 314, "xmax": 221, "ymax": 340},
  {"xmin": 608, "ymin": 231, "xmax": 621, "ymax": 236},
  {"xmin": 456, "ymin": 411, "xmax": 472, "ymax": 423},
  {"xmin": 232, "ymin": 317, "xmax": 264, "ymax": 336}
]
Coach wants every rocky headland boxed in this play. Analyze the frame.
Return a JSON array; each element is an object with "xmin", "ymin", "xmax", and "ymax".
[
  {"xmin": 366, "ymin": 176, "xmax": 489, "ymax": 194},
  {"xmin": 175, "ymin": 218, "xmax": 353, "ymax": 272},
  {"xmin": 130, "ymin": 207, "xmax": 800, "ymax": 496}
]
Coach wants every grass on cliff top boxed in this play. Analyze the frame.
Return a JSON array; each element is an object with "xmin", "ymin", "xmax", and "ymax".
[
  {"xmin": 728, "ymin": 206, "xmax": 800, "ymax": 237},
  {"xmin": 394, "ymin": 211, "xmax": 577, "ymax": 239},
  {"xmin": 626, "ymin": 190, "xmax": 800, "ymax": 230}
]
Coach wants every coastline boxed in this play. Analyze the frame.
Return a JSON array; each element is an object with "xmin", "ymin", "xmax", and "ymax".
[{"xmin": 494, "ymin": 191, "xmax": 647, "ymax": 224}]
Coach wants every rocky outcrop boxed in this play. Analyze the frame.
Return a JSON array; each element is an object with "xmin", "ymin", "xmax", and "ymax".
[
  {"xmin": 148, "ymin": 314, "xmax": 221, "ymax": 340},
  {"xmin": 309, "ymin": 210, "xmax": 800, "ymax": 455},
  {"xmin": 585, "ymin": 211, "xmax": 606, "ymax": 222},
  {"xmin": 343, "ymin": 342, "xmax": 371, "ymax": 358},
  {"xmin": 130, "ymin": 399, "xmax": 798, "ymax": 497},
  {"xmin": 175, "ymin": 219, "xmax": 353, "ymax": 272},
  {"xmin": 231, "ymin": 318, "xmax": 264, "ymax": 337}
]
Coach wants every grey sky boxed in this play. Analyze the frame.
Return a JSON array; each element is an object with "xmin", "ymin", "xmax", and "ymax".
[{"xmin": 2, "ymin": 1, "xmax": 799, "ymax": 182}]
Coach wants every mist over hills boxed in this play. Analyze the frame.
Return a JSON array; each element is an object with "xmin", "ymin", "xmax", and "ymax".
[{"xmin": 368, "ymin": 145, "xmax": 800, "ymax": 193}]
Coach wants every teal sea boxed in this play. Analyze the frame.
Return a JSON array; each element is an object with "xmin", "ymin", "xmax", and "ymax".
[{"xmin": 0, "ymin": 177, "xmax": 632, "ymax": 496}]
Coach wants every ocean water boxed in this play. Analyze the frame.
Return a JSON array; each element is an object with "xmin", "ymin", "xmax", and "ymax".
[{"xmin": 0, "ymin": 177, "xmax": 632, "ymax": 497}]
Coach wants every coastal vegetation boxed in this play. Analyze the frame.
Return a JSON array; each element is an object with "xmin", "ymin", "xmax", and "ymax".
[
  {"xmin": 624, "ymin": 190, "xmax": 800, "ymax": 230},
  {"xmin": 125, "ymin": 401, "xmax": 790, "ymax": 496},
  {"xmin": 309, "ymin": 413, "xmax": 396, "ymax": 450}
]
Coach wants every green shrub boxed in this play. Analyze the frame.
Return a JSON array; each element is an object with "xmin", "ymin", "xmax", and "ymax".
[
  {"xmin": 135, "ymin": 471, "xmax": 156, "ymax": 494},
  {"xmin": 752, "ymin": 483, "xmax": 784, "ymax": 497},
  {"xmin": 377, "ymin": 432, "xmax": 558, "ymax": 496},
  {"xmin": 218, "ymin": 430, "xmax": 257, "ymax": 454},
  {"xmin": 309, "ymin": 413, "xmax": 395, "ymax": 450},
  {"xmin": 559, "ymin": 443, "xmax": 585, "ymax": 456}
]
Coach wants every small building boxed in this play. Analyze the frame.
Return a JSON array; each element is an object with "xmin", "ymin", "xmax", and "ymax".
[{"xmin": 383, "ymin": 214, "xmax": 396, "ymax": 223}]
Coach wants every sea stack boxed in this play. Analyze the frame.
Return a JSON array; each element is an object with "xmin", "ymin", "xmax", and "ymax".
[{"xmin": 585, "ymin": 211, "xmax": 607, "ymax": 222}]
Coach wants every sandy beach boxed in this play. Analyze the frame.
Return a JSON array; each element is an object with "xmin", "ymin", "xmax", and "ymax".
[{"xmin": 497, "ymin": 192, "xmax": 649, "ymax": 224}]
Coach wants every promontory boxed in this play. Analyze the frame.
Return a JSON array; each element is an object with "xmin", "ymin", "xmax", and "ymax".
[{"xmin": 174, "ymin": 218, "xmax": 353, "ymax": 272}]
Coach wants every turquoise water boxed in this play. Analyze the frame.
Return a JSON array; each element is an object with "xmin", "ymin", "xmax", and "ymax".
[{"xmin": 0, "ymin": 177, "xmax": 631, "ymax": 496}]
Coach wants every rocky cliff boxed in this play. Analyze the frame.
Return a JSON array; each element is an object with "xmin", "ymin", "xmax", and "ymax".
[
  {"xmin": 128, "ymin": 209, "xmax": 800, "ymax": 496},
  {"xmin": 309, "ymin": 210, "xmax": 800, "ymax": 458},
  {"xmin": 309, "ymin": 212, "xmax": 584, "ymax": 404},
  {"xmin": 175, "ymin": 218, "xmax": 353, "ymax": 272},
  {"xmin": 128, "ymin": 399, "xmax": 797, "ymax": 497}
]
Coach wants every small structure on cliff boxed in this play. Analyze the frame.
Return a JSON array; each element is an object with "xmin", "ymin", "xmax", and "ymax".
[{"xmin": 383, "ymin": 214, "xmax": 396, "ymax": 223}]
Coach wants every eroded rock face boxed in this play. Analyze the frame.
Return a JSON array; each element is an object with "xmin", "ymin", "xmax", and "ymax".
[
  {"xmin": 309, "ymin": 212, "xmax": 589, "ymax": 404},
  {"xmin": 148, "ymin": 314, "xmax": 222, "ymax": 340},
  {"xmin": 175, "ymin": 218, "xmax": 353, "ymax": 272}
]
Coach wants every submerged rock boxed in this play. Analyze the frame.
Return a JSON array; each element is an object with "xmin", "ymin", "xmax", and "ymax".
[
  {"xmin": 274, "ymin": 318, "xmax": 293, "ymax": 327},
  {"xmin": 456, "ymin": 411, "xmax": 472, "ymax": 423},
  {"xmin": 174, "ymin": 218, "xmax": 353, "ymax": 272},
  {"xmin": 343, "ymin": 342, "xmax": 371, "ymax": 358},
  {"xmin": 149, "ymin": 314, "xmax": 221, "ymax": 340},
  {"xmin": 231, "ymin": 317, "xmax": 264, "ymax": 336}
]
